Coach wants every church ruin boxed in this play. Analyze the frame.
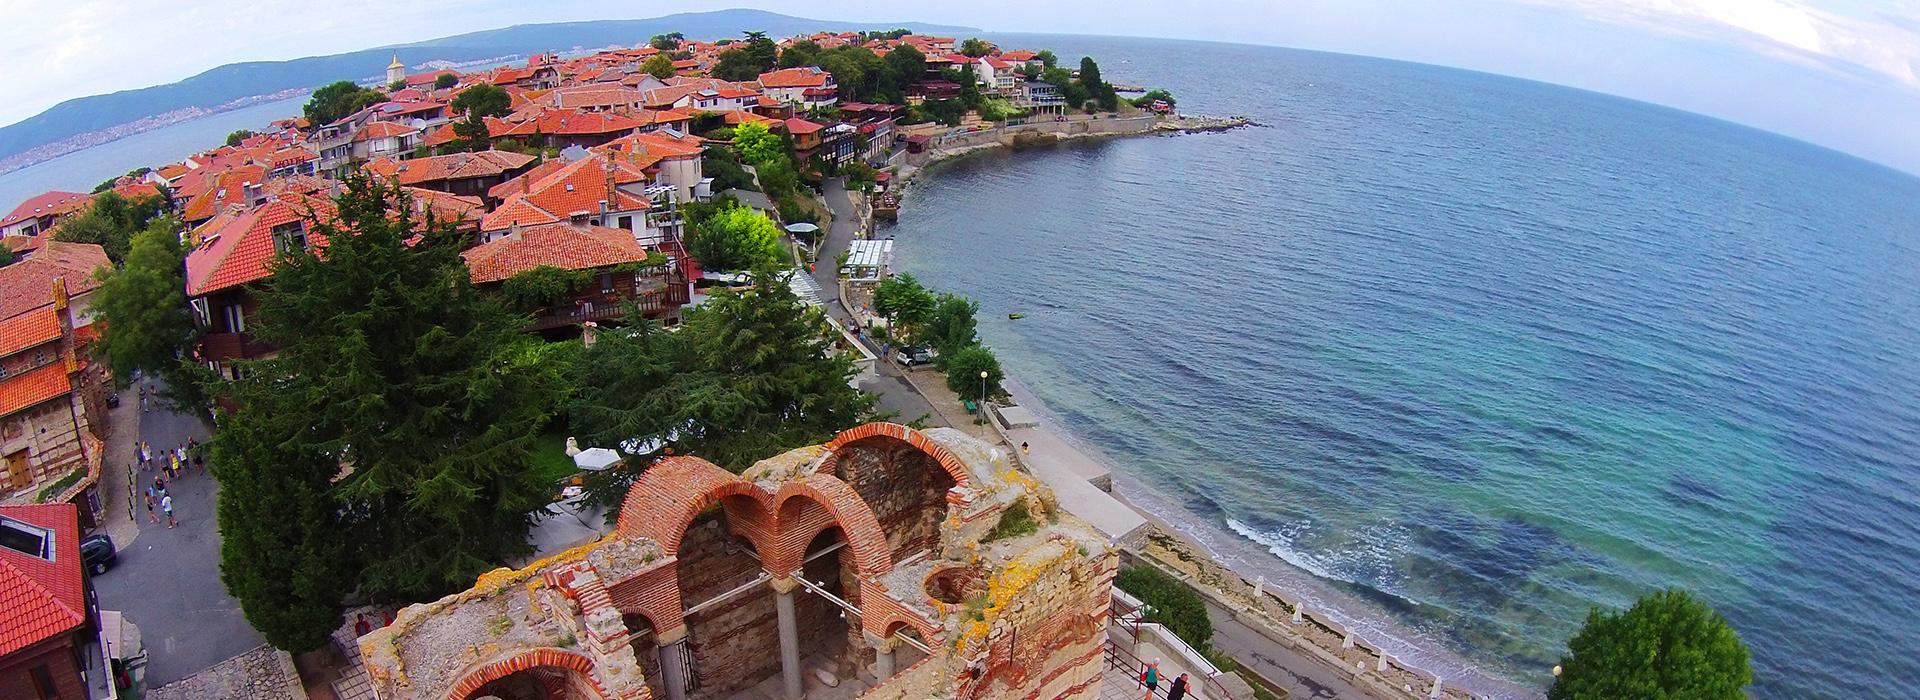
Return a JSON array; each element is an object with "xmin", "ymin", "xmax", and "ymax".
[{"xmin": 357, "ymin": 422, "xmax": 1117, "ymax": 700}]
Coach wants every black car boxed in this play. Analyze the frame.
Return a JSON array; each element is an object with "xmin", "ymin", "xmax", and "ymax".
[{"xmin": 81, "ymin": 534, "xmax": 116, "ymax": 575}]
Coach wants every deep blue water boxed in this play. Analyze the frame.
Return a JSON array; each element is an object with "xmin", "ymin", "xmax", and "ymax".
[{"xmin": 896, "ymin": 34, "xmax": 1920, "ymax": 698}]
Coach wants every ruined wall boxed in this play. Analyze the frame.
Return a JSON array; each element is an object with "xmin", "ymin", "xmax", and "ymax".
[
  {"xmin": 955, "ymin": 538, "xmax": 1117, "ymax": 700},
  {"xmin": 677, "ymin": 517, "xmax": 781, "ymax": 700},
  {"xmin": 834, "ymin": 441, "xmax": 953, "ymax": 560}
]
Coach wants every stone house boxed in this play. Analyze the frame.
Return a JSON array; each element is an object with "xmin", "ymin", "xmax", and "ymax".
[
  {"xmin": 0, "ymin": 242, "xmax": 110, "ymax": 524},
  {"xmin": 461, "ymin": 222, "xmax": 690, "ymax": 331}
]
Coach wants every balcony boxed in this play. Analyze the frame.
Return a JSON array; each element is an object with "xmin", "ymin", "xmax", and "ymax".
[
  {"xmin": 200, "ymin": 332, "xmax": 275, "ymax": 362},
  {"xmin": 526, "ymin": 279, "xmax": 689, "ymax": 331}
]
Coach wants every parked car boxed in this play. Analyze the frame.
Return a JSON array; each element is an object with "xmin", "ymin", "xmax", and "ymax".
[
  {"xmin": 81, "ymin": 533, "xmax": 116, "ymax": 575},
  {"xmin": 893, "ymin": 346, "xmax": 937, "ymax": 367},
  {"xmin": 104, "ymin": 391, "xmax": 119, "ymax": 409}
]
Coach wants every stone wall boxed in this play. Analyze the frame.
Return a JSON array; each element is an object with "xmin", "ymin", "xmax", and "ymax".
[
  {"xmin": 678, "ymin": 517, "xmax": 782, "ymax": 699},
  {"xmin": 832, "ymin": 440, "xmax": 953, "ymax": 559}
]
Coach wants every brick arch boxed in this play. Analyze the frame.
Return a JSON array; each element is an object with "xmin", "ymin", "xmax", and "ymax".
[
  {"xmin": 766, "ymin": 474, "xmax": 894, "ymax": 577},
  {"xmin": 617, "ymin": 456, "xmax": 776, "ymax": 556},
  {"xmin": 869, "ymin": 609, "xmax": 941, "ymax": 645},
  {"xmin": 445, "ymin": 647, "xmax": 612, "ymax": 700},
  {"xmin": 819, "ymin": 422, "xmax": 974, "ymax": 489}
]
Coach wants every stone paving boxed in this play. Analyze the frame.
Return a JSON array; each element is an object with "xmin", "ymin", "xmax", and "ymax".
[{"xmin": 145, "ymin": 644, "xmax": 302, "ymax": 700}]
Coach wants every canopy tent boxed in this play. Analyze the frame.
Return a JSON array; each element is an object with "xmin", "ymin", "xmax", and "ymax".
[
  {"xmin": 573, "ymin": 447, "xmax": 622, "ymax": 471},
  {"xmin": 841, "ymin": 238, "xmax": 893, "ymax": 283}
]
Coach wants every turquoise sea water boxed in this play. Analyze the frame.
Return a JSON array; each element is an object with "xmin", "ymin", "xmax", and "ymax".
[{"xmin": 895, "ymin": 34, "xmax": 1920, "ymax": 698}]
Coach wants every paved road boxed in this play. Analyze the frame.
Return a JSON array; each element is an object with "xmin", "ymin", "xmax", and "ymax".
[
  {"xmin": 1206, "ymin": 599, "xmax": 1370, "ymax": 699},
  {"xmin": 813, "ymin": 176, "xmax": 859, "ymax": 311},
  {"xmin": 93, "ymin": 380, "xmax": 263, "ymax": 687}
]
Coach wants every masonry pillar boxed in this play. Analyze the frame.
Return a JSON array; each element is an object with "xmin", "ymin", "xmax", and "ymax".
[
  {"xmin": 772, "ymin": 576, "xmax": 804, "ymax": 699},
  {"xmin": 656, "ymin": 625, "xmax": 691, "ymax": 700},
  {"xmin": 866, "ymin": 631, "xmax": 896, "ymax": 681}
]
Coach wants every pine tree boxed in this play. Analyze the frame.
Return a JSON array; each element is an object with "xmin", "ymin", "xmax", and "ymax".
[
  {"xmin": 221, "ymin": 174, "xmax": 560, "ymax": 603},
  {"xmin": 570, "ymin": 267, "xmax": 874, "ymax": 476},
  {"xmin": 214, "ymin": 407, "xmax": 349, "ymax": 652},
  {"xmin": 1550, "ymin": 589, "xmax": 1752, "ymax": 699}
]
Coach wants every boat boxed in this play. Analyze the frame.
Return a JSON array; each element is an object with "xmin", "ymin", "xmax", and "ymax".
[{"xmin": 1008, "ymin": 313, "xmax": 1025, "ymax": 320}]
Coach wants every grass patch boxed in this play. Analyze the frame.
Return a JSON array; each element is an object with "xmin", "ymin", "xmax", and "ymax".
[
  {"xmin": 35, "ymin": 469, "xmax": 83, "ymax": 503},
  {"xmin": 529, "ymin": 431, "xmax": 579, "ymax": 486},
  {"xmin": 984, "ymin": 499, "xmax": 1038, "ymax": 542},
  {"xmin": 1116, "ymin": 564, "xmax": 1214, "ymax": 654}
]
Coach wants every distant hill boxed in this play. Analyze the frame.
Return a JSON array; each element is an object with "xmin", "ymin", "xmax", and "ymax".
[{"xmin": 0, "ymin": 9, "xmax": 976, "ymax": 161}]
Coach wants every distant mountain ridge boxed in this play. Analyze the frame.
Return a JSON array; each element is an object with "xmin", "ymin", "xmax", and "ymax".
[{"xmin": 0, "ymin": 9, "xmax": 977, "ymax": 162}]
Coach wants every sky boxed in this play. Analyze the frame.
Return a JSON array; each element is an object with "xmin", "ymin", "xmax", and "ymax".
[{"xmin": 2, "ymin": 0, "xmax": 1918, "ymax": 172}]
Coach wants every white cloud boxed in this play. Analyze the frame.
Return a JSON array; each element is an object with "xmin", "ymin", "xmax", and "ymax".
[{"xmin": 1518, "ymin": 0, "xmax": 1920, "ymax": 86}]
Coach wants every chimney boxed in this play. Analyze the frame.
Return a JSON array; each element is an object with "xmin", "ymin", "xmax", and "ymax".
[{"xmin": 508, "ymin": 222, "xmax": 522, "ymax": 241}]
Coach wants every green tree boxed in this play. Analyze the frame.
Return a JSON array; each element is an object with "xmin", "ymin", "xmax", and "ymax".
[
  {"xmin": 872, "ymin": 272, "xmax": 935, "ymax": 340},
  {"xmin": 434, "ymin": 72, "xmax": 460, "ymax": 90},
  {"xmin": 779, "ymin": 39, "xmax": 824, "ymax": 68},
  {"xmin": 1115, "ymin": 565, "xmax": 1214, "ymax": 653},
  {"xmin": 1131, "ymin": 89, "xmax": 1177, "ymax": 109},
  {"xmin": 0, "ymin": 244, "xmax": 14, "ymax": 267},
  {"xmin": 959, "ymin": 38, "xmax": 995, "ymax": 57},
  {"xmin": 921, "ymin": 293, "xmax": 979, "ymax": 358},
  {"xmin": 225, "ymin": 129, "xmax": 257, "ymax": 147},
  {"xmin": 450, "ymin": 117, "xmax": 492, "ymax": 153},
  {"xmin": 304, "ymin": 80, "xmax": 385, "ymax": 125},
  {"xmin": 1077, "ymin": 57, "xmax": 1117, "ymax": 111},
  {"xmin": 641, "ymin": 53, "xmax": 677, "ymax": 79},
  {"xmin": 956, "ymin": 64, "xmax": 983, "ymax": 110},
  {"xmin": 223, "ymin": 174, "xmax": 560, "ymax": 602},
  {"xmin": 1036, "ymin": 50, "xmax": 1058, "ymax": 68},
  {"xmin": 52, "ymin": 190, "xmax": 167, "ymax": 265},
  {"xmin": 570, "ymin": 268, "xmax": 874, "ymax": 478},
  {"xmin": 1549, "ymin": 589, "xmax": 1752, "ymax": 700},
  {"xmin": 649, "ymin": 32, "xmax": 684, "ymax": 51},
  {"xmin": 389, "ymin": 79, "xmax": 407, "ymax": 92},
  {"xmin": 688, "ymin": 203, "xmax": 783, "ymax": 271},
  {"xmin": 877, "ymin": 45, "xmax": 926, "ymax": 104},
  {"xmin": 214, "ymin": 409, "xmax": 351, "ymax": 652},
  {"xmin": 713, "ymin": 31, "xmax": 778, "ymax": 81},
  {"xmin": 498, "ymin": 265, "xmax": 591, "ymax": 310},
  {"xmin": 734, "ymin": 121, "xmax": 785, "ymax": 165},
  {"xmin": 943, "ymin": 345, "xmax": 1003, "ymax": 402},
  {"xmin": 820, "ymin": 46, "xmax": 879, "ymax": 101},
  {"xmin": 450, "ymin": 83, "xmax": 512, "ymax": 119},
  {"xmin": 92, "ymin": 217, "xmax": 197, "ymax": 388}
]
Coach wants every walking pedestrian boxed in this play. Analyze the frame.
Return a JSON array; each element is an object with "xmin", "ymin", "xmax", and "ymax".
[
  {"xmin": 160, "ymin": 493, "xmax": 176, "ymax": 528},
  {"xmin": 1139, "ymin": 659, "xmax": 1160, "ymax": 699},
  {"xmin": 1021, "ymin": 441, "xmax": 1030, "ymax": 455},
  {"xmin": 1166, "ymin": 673, "xmax": 1189, "ymax": 700},
  {"xmin": 143, "ymin": 487, "xmax": 159, "ymax": 524}
]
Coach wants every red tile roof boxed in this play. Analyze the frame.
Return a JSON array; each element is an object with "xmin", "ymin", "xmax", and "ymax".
[
  {"xmin": 0, "ymin": 362, "xmax": 72, "ymax": 418},
  {"xmin": 365, "ymin": 150, "xmax": 536, "ymax": 186},
  {"xmin": 0, "ymin": 307, "xmax": 60, "ymax": 358},
  {"xmin": 0, "ymin": 241, "xmax": 110, "ymax": 320},
  {"xmin": 354, "ymin": 121, "xmax": 419, "ymax": 141},
  {"xmin": 184, "ymin": 195, "xmax": 337, "ymax": 296},
  {"xmin": 462, "ymin": 222, "xmax": 650, "ymax": 283},
  {"xmin": 481, "ymin": 155, "xmax": 651, "ymax": 232},
  {"xmin": 1000, "ymin": 50, "xmax": 1038, "ymax": 61},
  {"xmin": 1, "ymin": 192, "xmax": 89, "ymax": 228},
  {"xmin": 757, "ymin": 67, "xmax": 831, "ymax": 89},
  {"xmin": 0, "ymin": 503, "xmax": 87, "ymax": 657},
  {"xmin": 783, "ymin": 118, "xmax": 825, "ymax": 135}
]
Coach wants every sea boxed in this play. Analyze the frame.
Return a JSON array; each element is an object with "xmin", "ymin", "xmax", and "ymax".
[
  {"xmin": 4, "ymin": 32, "xmax": 1916, "ymax": 700},
  {"xmin": 889, "ymin": 33, "xmax": 1920, "ymax": 699}
]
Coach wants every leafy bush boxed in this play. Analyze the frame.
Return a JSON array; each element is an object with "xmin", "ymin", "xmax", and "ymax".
[
  {"xmin": 942, "ymin": 345, "xmax": 1003, "ymax": 402},
  {"xmin": 499, "ymin": 265, "xmax": 590, "ymax": 309},
  {"xmin": 687, "ymin": 203, "xmax": 783, "ymax": 271},
  {"xmin": 1131, "ymin": 89, "xmax": 1178, "ymax": 109},
  {"xmin": 1116, "ymin": 564, "xmax": 1214, "ymax": 654},
  {"xmin": 776, "ymin": 192, "xmax": 817, "ymax": 224},
  {"xmin": 1550, "ymin": 589, "xmax": 1751, "ymax": 699},
  {"xmin": 984, "ymin": 498, "xmax": 1037, "ymax": 542}
]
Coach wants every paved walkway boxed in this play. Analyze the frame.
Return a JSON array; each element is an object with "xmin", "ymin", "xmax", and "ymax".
[
  {"xmin": 1208, "ymin": 600, "xmax": 1371, "ymax": 699},
  {"xmin": 93, "ymin": 378, "xmax": 263, "ymax": 687}
]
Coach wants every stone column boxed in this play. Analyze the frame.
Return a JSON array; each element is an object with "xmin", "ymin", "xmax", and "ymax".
[
  {"xmin": 866, "ymin": 631, "xmax": 896, "ymax": 681},
  {"xmin": 772, "ymin": 576, "xmax": 804, "ymax": 699},
  {"xmin": 656, "ymin": 626, "xmax": 691, "ymax": 700}
]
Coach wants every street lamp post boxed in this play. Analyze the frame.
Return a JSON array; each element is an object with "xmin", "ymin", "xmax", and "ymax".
[{"xmin": 979, "ymin": 370, "xmax": 988, "ymax": 404}]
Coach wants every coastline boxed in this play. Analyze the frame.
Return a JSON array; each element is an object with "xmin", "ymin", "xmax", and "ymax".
[{"xmin": 882, "ymin": 125, "xmax": 1541, "ymax": 700}]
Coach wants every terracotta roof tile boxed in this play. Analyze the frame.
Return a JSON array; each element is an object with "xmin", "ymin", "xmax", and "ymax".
[
  {"xmin": 1, "ymin": 192, "xmax": 89, "ymax": 228},
  {"xmin": 0, "ymin": 307, "xmax": 60, "ymax": 357},
  {"xmin": 366, "ymin": 151, "xmax": 536, "ymax": 186},
  {"xmin": 0, "ymin": 362, "xmax": 72, "ymax": 418},
  {"xmin": 757, "ymin": 67, "xmax": 831, "ymax": 89},
  {"xmin": 0, "ymin": 503, "xmax": 87, "ymax": 656},
  {"xmin": 0, "ymin": 241, "xmax": 110, "ymax": 320},
  {"xmin": 184, "ymin": 195, "xmax": 336, "ymax": 296},
  {"xmin": 462, "ymin": 222, "xmax": 650, "ymax": 283}
]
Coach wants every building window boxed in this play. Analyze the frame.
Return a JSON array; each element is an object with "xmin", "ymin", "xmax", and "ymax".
[
  {"xmin": 272, "ymin": 221, "xmax": 307, "ymax": 255},
  {"xmin": 30, "ymin": 664, "xmax": 59, "ymax": 700},
  {"xmin": 599, "ymin": 272, "xmax": 615, "ymax": 294},
  {"xmin": 617, "ymin": 215, "xmax": 634, "ymax": 231},
  {"xmin": 221, "ymin": 303, "xmax": 245, "ymax": 334},
  {"xmin": 0, "ymin": 512, "xmax": 52, "ymax": 558}
]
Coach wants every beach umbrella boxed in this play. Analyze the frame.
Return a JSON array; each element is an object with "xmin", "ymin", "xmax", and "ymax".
[{"xmin": 573, "ymin": 447, "xmax": 622, "ymax": 471}]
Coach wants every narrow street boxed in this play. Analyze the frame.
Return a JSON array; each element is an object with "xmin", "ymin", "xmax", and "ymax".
[{"xmin": 92, "ymin": 379, "xmax": 263, "ymax": 688}]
